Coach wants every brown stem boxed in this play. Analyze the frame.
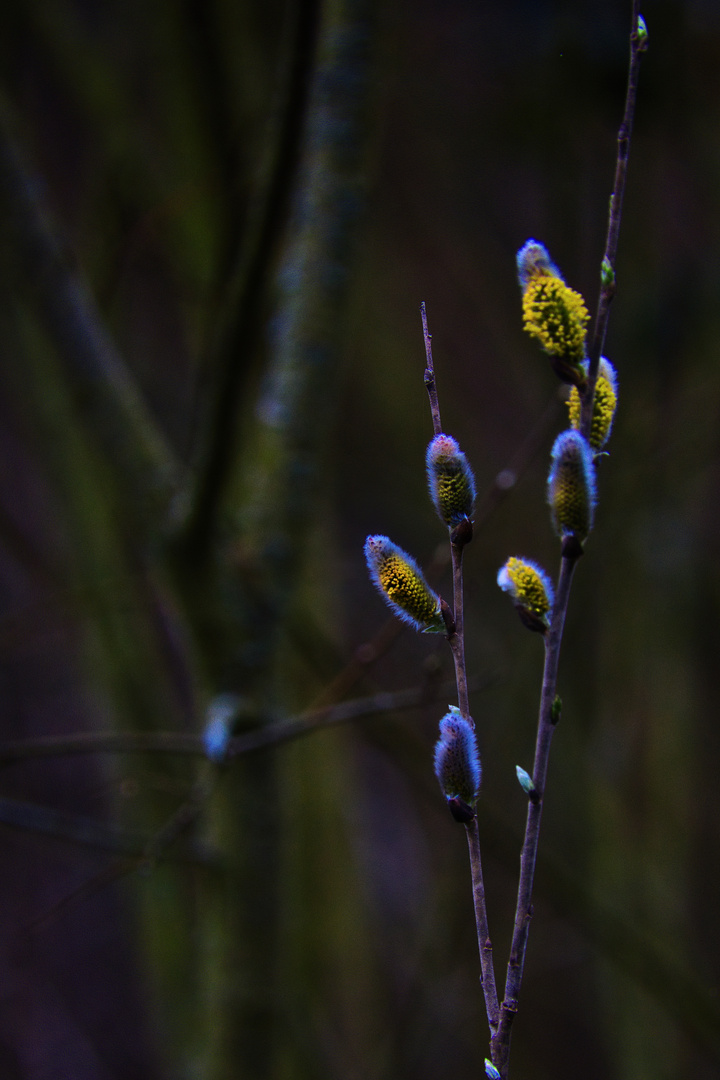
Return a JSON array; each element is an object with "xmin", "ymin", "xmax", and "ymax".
[
  {"xmin": 421, "ymin": 302, "xmax": 443, "ymax": 436},
  {"xmin": 491, "ymin": 552, "xmax": 578, "ymax": 1075},
  {"xmin": 448, "ymin": 542, "xmax": 471, "ymax": 721},
  {"xmin": 420, "ymin": 306, "xmax": 500, "ymax": 1045},
  {"xmin": 581, "ymin": 0, "xmax": 645, "ymax": 436},
  {"xmin": 491, "ymin": 8, "xmax": 644, "ymax": 1075},
  {"xmin": 466, "ymin": 816, "xmax": 500, "ymax": 1032}
]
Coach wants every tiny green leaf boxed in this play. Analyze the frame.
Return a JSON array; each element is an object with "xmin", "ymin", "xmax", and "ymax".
[
  {"xmin": 637, "ymin": 15, "xmax": 648, "ymax": 48},
  {"xmin": 516, "ymin": 765, "xmax": 535, "ymax": 796}
]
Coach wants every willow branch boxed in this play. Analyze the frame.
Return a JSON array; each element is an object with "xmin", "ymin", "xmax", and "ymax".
[
  {"xmin": 581, "ymin": 0, "xmax": 645, "ymax": 434},
  {"xmin": 421, "ymin": 303, "xmax": 499, "ymax": 1040},
  {"xmin": 492, "ymin": 550, "xmax": 578, "ymax": 1074},
  {"xmin": 448, "ymin": 542, "xmax": 471, "ymax": 720},
  {"xmin": 0, "ymin": 678, "xmax": 475, "ymax": 766},
  {"xmin": 466, "ymin": 816, "xmax": 500, "ymax": 1032},
  {"xmin": 491, "ymin": 10, "xmax": 645, "ymax": 1074},
  {"xmin": 421, "ymin": 301, "xmax": 443, "ymax": 436}
]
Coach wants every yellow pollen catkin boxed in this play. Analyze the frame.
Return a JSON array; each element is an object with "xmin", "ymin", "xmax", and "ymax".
[
  {"xmin": 522, "ymin": 276, "xmax": 589, "ymax": 365},
  {"xmin": 378, "ymin": 554, "xmax": 439, "ymax": 626},
  {"xmin": 568, "ymin": 366, "xmax": 618, "ymax": 449},
  {"xmin": 504, "ymin": 558, "xmax": 551, "ymax": 617}
]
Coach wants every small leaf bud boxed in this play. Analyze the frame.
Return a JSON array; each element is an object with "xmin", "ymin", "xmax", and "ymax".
[
  {"xmin": 497, "ymin": 556, "xmax": 554, "ymax": 633},
  {"xmin": 601, "ymin": 257, "xmax": 615, "ymax": 288},
  {"xmin": 547, "ymin": 430, "xmax": 597, "ymax": 543},
  {"xmin": 426, "ymin": 433, "xmax": 477, "ymax": 529},
  {"xmin": 551, "ymin": 695, "xmax": 562, "ymax": 725},
  {"xmin": 485, "ymin": 1061, "xmax": 502, "ymax": 1080},
  {"xmin": 364, "ymin": 535, "xmax": 445, "ymax": 632},
  {"xmin": 434, "ymin": 706, "xmax": 481, "ymax": 811},
  {"xmin": 203, "ymin": 694, "xmax": 241, "ymax": 763},
  {"xmin": 637, "ymin": 14, "xmax": 648, "ymax": 50},
  {"xmin": 516, "ymin": 766, "xmax": 539, "ymax": 802},
  {"xmin": 567, "ymin": 358, "xmax": 618, "ymax": 450}
]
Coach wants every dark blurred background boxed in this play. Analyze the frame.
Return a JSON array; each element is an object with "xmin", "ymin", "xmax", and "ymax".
[{"xmin": 0, "ymin": 1, "xmax": 718, "ymax": 1078}]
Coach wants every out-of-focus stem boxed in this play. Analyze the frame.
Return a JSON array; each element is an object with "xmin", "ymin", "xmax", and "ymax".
[{"xmin": 0, "ymin": 107, "xmax": 179, "ymax": 530}]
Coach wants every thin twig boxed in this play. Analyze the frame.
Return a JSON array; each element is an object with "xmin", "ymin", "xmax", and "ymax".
[
  {"xmin": 140, "ymin": 764, "xmax": 217, "ymax": 867},
  {"xmin": 0, "ymin": 679, "xmax": 478, "ymax": 766},
  {"xmin": 421, "ymin": 306, "xmax": 499, "ymax": 1042},
  {"xmin": 0, "ymin": 794, "xmax": 210, "ymax": 863},
  {"xmin": 492, "ymin": 550, "xmax": 578, "ymax": 1074},
  {"xmin": 421, "ymin": 302, "xmax": 443, "ymax": 436},
  {"xmin": 581, "ymin": 0, "xmax": 644, "ymax": 435},
  {"xmin": 226, "ymin": 680, "xmax": 477, "ymax": 757},
  {"xmin": 0, "ymin": 731, "xmax": 204, "ymax": 764},
  {"xmin": 466, "ymin": 816, "xmax": 500, "ymax": 1032},
  {"xmin": 448, "ymin": 543, "xmax": 471, "ymax": 720}
]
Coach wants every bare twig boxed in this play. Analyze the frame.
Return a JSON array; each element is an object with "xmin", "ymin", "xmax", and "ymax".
[
  {"xmin": 466, "ymin": 816, "xmax": 500, "ymax": 1032},
  {"xmin": 421, "ymin": 302, "xmax": 443, "ymax": 436},
  {"xmin": 448, "ymin": 543, "xmax": 471, "ymax": 721},
  {"xmin": 0, "ymin": 678, "xmax": 478, "ymax": 767},
  {"xmin": 492, "ymin": 550, "xmax": 578, "ymax": 1073}
]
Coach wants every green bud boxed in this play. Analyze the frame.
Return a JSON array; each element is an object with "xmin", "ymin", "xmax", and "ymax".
[
  {"xmin": 516, "ymin": 766, "xmax": 536, "ymax": 797},
  {"xmin": 637, "ymin": 15, "xmax": 648, "ymax": 49}
]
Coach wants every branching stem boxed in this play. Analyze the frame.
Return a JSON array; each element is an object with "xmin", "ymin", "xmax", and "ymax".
[
  {"xmin": 421, "ymin": 304, "xmax": 499, "ymax": 1039},
  {"xmin": 489, "ymin": 7, "xmax": 644, "ymax": 1075}
]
